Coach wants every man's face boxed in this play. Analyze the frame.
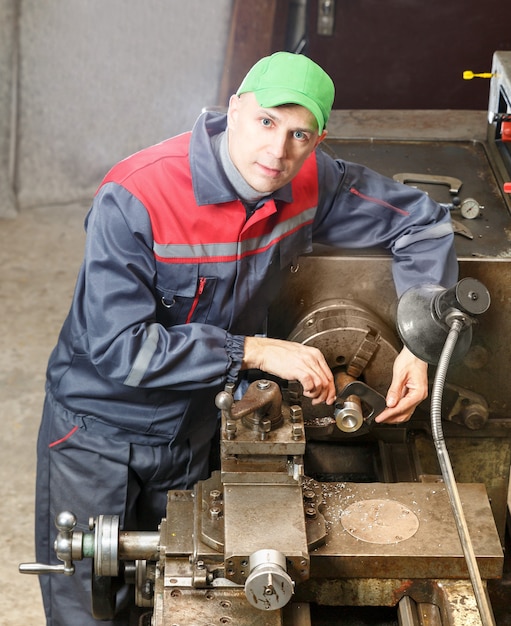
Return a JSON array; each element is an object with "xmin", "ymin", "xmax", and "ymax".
[{"xmin": 227, "ymin": 92, "xmax": 327, "ymax": 194}]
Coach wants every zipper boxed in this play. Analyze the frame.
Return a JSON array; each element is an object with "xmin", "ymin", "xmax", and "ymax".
[
  {"xmin": 49, "ymin": 425, "xmax": 79, "ymax": 448},
  {"xmin": 349, "ymin": 187, "xmax": 410, "ymax": 216},
  {"xmin": 186, "ymin": 277, "xmax": 207, "ymax": 323}
]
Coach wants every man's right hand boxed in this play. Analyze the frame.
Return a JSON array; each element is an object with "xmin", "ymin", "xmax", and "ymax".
[{"xmin": 242, "ymin": 336, "xmax": 336, "ymax": 405}]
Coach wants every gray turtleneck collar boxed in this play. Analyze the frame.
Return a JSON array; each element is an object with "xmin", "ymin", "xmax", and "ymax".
[{"xmin": 211, "ymin": 130, "xmax": 271, "ymax": 207}]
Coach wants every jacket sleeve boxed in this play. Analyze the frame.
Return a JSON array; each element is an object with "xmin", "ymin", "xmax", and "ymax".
[
  {"xmin": 81, "ymin": 182, "xmax": 245, "ymax": 391},
  {"xmin": 313, "ymin": 150, "xmax": 458, "ymax": 296}
]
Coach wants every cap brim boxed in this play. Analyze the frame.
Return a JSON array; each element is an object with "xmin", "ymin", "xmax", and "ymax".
[{"xmin": 252, "ymin": 88, "xmax": 325, "ymax": 133}]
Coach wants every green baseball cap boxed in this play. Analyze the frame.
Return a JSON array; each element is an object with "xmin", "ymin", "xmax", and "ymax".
[{"xmin": 236, "ymin": 52, "xmax": 335, "ymax": 133}]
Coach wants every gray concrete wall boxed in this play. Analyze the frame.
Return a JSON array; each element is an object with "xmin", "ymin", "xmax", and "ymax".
[
  {"xmin": 1, "ymin": 0, "xmax": 232, "ymax": 215},
  {"xmin": 0, "ymin": 2, "xmax": 232, "ymax": 619},
  {"xmin": 0, "ymin": 0, "xmax": 18, "ymax": 218}
]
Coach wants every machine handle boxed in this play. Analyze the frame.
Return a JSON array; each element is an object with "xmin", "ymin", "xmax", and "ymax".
[
  {"xmin": 19, "ymin": 562, "xmax": 74, "ymax": 575},
  {"xmin": 19, "ymin": 511, "xmax": 79, "ymax": 577}
]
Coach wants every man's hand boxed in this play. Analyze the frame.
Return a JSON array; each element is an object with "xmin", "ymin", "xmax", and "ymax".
[
  {"xmin": 242, "ymin": 336, "xmax": 336, "ymax": 405},
  {"xmin": 374, "ymin": 346, "xmax": 428, "ymax": 424}
]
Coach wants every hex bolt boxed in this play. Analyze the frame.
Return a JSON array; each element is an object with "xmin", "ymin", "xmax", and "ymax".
[
  {"xmin": 209, "ymin": 506, "xmax": 222, "ymax": 520},
  {"xmin": 225, "ymin": 422, "xmax": 237, "ymax": 440},
  {"xmin": 209, "ymin": 489, "xmax": 222, "ymax": 502},
  {"xmin": 303, "ymin": 490, "xmax": 316, "ymax": 502},
  {"xmin": 290, "ymin": 405, "xmax": 303, "ymax": 423},
  {"xmin": 261, "ymin": 418, "xmax": 271, "ymax": 432},
  {"xmin": 256, "ymin": 380, "xmax": 271, "ymax": 390},
  {"xmin": 305, "ymin": 507, "xmax": 317, "ymax": 519}
]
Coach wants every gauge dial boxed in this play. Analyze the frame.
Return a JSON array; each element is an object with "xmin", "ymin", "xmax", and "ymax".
[{"xmin": 460, "ymin": 198, "xmax": 481, "ymax": 219}]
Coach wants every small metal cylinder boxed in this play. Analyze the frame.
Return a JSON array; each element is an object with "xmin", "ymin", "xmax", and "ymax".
[{"xmin": 334, "ymin": 395, "xmax": 364, "ymax": 432}]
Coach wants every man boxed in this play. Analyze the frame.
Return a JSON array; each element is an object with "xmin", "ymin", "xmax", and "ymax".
[{"xmin": 35, "ymin": 52, "xmax": 457, "ymax": 624}]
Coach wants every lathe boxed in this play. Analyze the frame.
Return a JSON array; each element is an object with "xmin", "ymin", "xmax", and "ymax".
[{"xmin": 20, "ymin": 51, "xmax": 511, "ymax": 625}]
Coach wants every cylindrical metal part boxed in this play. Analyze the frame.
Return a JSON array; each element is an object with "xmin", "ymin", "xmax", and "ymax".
[
  {"xmin": 334, "ymin": 395, "xmax": 364, "ymax": 432},
  {"xmin": 334, "ymin": 371, "xmax": 364, "ymax": 432},
  {"xmin": 94, "ymin": 515, "xmax": 119, "ymax": 578},
  {"xmin": 245, "ymin": 550, "xmax": 294, "ymax": 611},
  {"xmin": 118, "ymin": 532, "xmax": 160, "ymax": 561}
]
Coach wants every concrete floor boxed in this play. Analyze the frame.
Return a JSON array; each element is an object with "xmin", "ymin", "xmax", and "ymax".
[{"xmin": 0, "ymin": 203, "xmax": 88, "ymax": 625}]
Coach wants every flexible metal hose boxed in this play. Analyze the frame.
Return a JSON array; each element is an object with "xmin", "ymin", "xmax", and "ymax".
[{"xmin": 430, "ymin": 316, "xmax": 495, "ymax": 625}]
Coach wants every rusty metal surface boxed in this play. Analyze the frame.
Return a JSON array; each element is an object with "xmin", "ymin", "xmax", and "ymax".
[
  {"xmin": 268, "ymin": 254, "xmax": 511, "ymax": 419},
  {"xmin": 223, "ymin": 482, "xmax": 309, "ymax": 586},
  {"xmin": 295, "ymin": 576, "xmax": 487, "ymax": 620},
  {"xmin": 307, "ymin": 481, "xmax": 502, "ymax": 580},
  {"xmin": 287, "ymin": 300, "xmax": 400, "ymax": 400},
  {"xmin": 412, "ymin": 433, "xmax": 511, "ymax": 543},
  {"xmin": 161, "ymin": 481, "xmax": 502, "ymax": 581},
  {"xmin": 155, "ymin": 587, "xmax": 284, "ymax": 626}
]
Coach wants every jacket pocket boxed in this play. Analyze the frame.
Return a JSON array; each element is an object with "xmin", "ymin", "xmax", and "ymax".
[{"xmin": 155, "ymin": 264, "xmax": 217, "ymax": 326}]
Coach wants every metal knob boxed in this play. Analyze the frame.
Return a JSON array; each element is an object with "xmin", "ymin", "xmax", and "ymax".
[
  {"xmin": 244, "ymin": 549, "xmax": 294, "ymax": 611},
  {"xmin": 19, "ymin": 511, "xmax": 78, "ymax": 576}
]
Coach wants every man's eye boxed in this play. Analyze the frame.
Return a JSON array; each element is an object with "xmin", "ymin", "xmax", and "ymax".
[
  {"xmin": 261, "ymin": 118, "xmax": 272, "ymax": 127},
  {"xmin": 294, "ymin": 130, "xmax": 306, "ymax": 140}
]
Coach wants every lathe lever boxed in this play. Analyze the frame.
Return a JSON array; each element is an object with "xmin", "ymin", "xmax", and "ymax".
[
  {"xmin": 19, "ymin": 511, "xmax": 78, "ymax": 576},
  {"xmin": 19, "ymin": 562, "xmax": 72, "ymax": 575}
]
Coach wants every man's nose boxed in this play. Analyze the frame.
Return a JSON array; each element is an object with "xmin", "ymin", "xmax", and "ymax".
[{"xmin": 268, "ymin": 132, "xmax": 288, "ymax": 159}]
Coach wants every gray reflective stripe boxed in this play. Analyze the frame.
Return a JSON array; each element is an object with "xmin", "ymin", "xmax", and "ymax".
[
  {"xmin": 124, "ymin": 323, "xmax": 160, "ymax": 387},
  {"xmin": 394, "ymin": 222, "xmax": 453, "ymax": 251},
  {"xmin": 153, "ymin": 207, "xmax": 316, "ymax": 260}
]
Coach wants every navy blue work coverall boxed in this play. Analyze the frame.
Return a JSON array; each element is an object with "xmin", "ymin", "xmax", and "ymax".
[{"xmin": 35, "ymin": 111, "xmax": 458, "ymax": 624}]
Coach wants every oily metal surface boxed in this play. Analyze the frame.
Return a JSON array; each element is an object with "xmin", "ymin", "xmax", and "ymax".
[
  {"xmin": 321, "ymin": 139, "xmax": 511, "ymax": 259},
  {"xmin": 287, "ymin": 300, "xmax": 400, "ymax": 398},
  {"xmin": 223, "ymin": 482, "xmax": 309, "ymax": 585},
  {"xmin": 157, "ymin": 587, "xmax": 284, "ymax": 626},
  {"xmin": 308, "ymin": 481, "xmax": 502, "ymax": 580},
  {"xmin": 268, "ymin": 253, "xmax": 511, "ymax": 418}
]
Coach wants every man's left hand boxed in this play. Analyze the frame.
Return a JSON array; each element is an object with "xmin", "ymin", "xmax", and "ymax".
[{"xmin": 374, "ymin": 346, "xmax": 428, "ymax": 424}]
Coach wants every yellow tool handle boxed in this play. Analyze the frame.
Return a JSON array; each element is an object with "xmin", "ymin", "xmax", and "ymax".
[{"xmin": 463, "ymin": 70, "xmax": 494, "ymax": 80}]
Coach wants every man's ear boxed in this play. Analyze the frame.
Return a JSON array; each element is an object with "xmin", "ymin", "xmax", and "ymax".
[
  {"xmin": 227, "ymin": 94, "xmax": 240, "ymax": 130},
  {"xmin": 315, "ymin": 129, "xmax": 328, "ymax": 148}
]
